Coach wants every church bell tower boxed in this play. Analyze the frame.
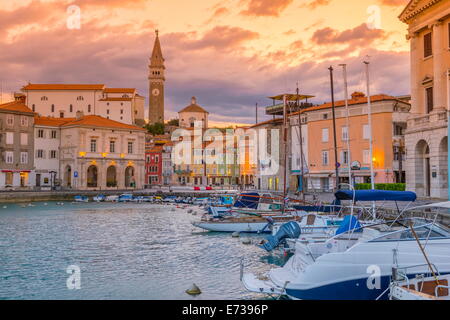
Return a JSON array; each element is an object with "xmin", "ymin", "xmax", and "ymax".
[{"xmin": 148, "ymin": 30, "xmax": 165, "ymax": 124}]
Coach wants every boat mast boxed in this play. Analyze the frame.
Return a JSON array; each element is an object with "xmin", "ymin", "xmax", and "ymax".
[
  {"xmin": 297, "ymin": 84, "xmax": 305, "ymax": 201},
  {"xmin": 283, "ymin": 94, "xmax": 288, "ymax": 198},
  {"xmin": 329, "ymin": 66, "xmax": 340, "ymax": 191},
  {"xmin": 339, "ymin": 64, "xmax": 353, "ymax": 187},
  {"xmin": 364, "ymin": 59, "xmax": 376, "ymax": 219}
]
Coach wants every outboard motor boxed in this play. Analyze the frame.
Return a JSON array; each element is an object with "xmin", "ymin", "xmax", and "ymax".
[{"xmin": 259, "ymin": 221, "xmax": 301, "ymax": 252}]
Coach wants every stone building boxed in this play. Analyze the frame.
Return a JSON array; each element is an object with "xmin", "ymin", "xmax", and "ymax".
[
  {"xmin": 148, "ymin": 30, "xmax": 165, "ymax": 125},
  {"xmin": 399, "ymin": 0, "xmax": 450, "ymax": 198},
  {"xmin": 0, "ymin": 96, "xmax": 35, "ymax": 189},
  {"xmin": 178, "ymin": 97, "xmax": 209, "ymax": 128},
  {"xmin": 57, "ymin": 114, "xmax": 146, "ymax": 190}
]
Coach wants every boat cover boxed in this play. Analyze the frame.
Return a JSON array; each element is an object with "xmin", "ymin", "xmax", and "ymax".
[
  {"xmin": 334, "ymin": 190, "xmax": 417, "ymax": 202},
  {"xmin": 234, "ymin": 193, "xmax": 259, "ymax": 209},
  {"xmin": 335, "ymin": 215, "xmax": 362, "ymax": 235}
]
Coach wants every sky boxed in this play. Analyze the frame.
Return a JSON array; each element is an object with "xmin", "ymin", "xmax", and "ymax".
[{"xmin": 0, "ymin": 0, "xmax": 411, "ymax": 126}]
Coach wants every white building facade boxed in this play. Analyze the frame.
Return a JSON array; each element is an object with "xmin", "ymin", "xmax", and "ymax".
[
  {"xmin": 22, "ymin": 84, "xmax": 145, "ymax": 126},
  {"xmin": 400, "ymin": 0, "xmax": 450, "ymax": 198}
]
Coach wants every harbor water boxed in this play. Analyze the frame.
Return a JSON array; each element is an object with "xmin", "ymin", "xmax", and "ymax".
[{"xmin": 0, "ymin": 202, "xmax": 284, "ymax": 300}]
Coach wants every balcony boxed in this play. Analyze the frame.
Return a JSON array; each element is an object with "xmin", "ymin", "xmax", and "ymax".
[{"xmin": 406, "ymin": 110, "xmax": 448, "ymax": 134}]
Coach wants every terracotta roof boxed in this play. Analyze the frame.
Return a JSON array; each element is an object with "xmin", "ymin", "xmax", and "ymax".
[
  {"xmin": 103, "ymin": 88, "xmax": 136, "ymax": 93},
  {"xmin": 0, "ymin": 100, "xmax": 34, "ymax": 114},
  {"xmin": 179, "ymin": 104, "xmax": 209, "ymax": 114},
  {"xmin": 60, "ymin": 115, "xmax": 146, "ymax": 131},
  {"xmin": 99, "ymin": 98, "xmax": 133, "ymax": 102},
  {"xmin": 179, "ymin": 97, "xmax": 209, "ymax": 114},
  {"xmin": 250, "ymin": 118, "xmax": 283, "ymax": 128},
  {"xmin": 22, "ymin": 84, "xmax": 105, "ymax": 91},
  {"xmin": 290, "ymin": 93, "xmax": 410, "ymax": 116},
  {"xmin": 35, "ymin": 116, "xmax": 76, "ymax": 127},
  {"xmin": 147, "ymin": 145, "xmax": 164, "ymax": 153}
]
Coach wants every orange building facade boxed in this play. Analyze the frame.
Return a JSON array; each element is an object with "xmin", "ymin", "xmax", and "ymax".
[{"xmin": 301, "ymin": 92, "xmax": 410, "ymax": 191}]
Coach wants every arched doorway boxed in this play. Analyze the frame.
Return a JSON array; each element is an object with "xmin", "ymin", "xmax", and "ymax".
[
  {"xmin": 64, "ymin": 165, "xmax": 72, "ymax": 187},
  {"xmin": 125, "ymin": 166, "xmax": 135, "ymax": 188},
  {"xmin": 415, "ymin": 140, "xmax": 430, "ymax": 197},
  {"xmin": 87, "ymin": 165, "xmax": 98, "ymax": 188},
  {"xmin": 106, "ymin": 166, "xmax": 117, "ymax": 187}
]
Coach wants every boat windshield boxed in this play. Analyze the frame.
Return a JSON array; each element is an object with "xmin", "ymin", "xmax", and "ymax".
[{"xmin": 370, "ymin": 222, "xmax": 450, "ymax": 242}]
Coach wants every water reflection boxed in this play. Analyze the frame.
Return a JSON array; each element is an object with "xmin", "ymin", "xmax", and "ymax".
[{"xmin": 0, "ymin": 202, "xmax": 280, "ymax": 300}]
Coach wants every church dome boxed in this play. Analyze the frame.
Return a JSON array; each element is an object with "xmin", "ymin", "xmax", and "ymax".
[{"xmin": 178, "ymin": 97, "xmax": 209, "ymax": 114}]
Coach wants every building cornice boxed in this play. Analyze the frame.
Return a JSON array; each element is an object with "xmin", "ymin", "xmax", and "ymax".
[{"xmin": 399, "ymin": 0, "xmax": 443, "ymax": 23}]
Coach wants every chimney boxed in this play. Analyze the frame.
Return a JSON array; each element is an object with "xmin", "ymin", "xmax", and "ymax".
[
  {"xmin": 191, "ymin": 96, "xmax": 197, "ymax": 105},
  {"xmin": 14, "ymin": 93, "xmax": 26, "ymax": 102},
  {"xmin": 76, "ymin": 110, "xmax": 84, "ymax": 120},
  {"xmin": 351, "ymin": 92, "xmax": 365, "ymax": 100}
]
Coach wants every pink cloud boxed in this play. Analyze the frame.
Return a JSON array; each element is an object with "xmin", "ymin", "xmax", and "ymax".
[
  {"xmin": 240, "ymin": 0, "xmax": 294, "ymax": 17},
  {"xmin": 312, "ymin": 23, "xmax": 387, "ymax": 46}
]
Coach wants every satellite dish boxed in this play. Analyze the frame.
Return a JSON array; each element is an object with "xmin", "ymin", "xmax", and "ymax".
[{"xmin": 351, "ymin": 161, "xmax": 361, "ymax": 171}]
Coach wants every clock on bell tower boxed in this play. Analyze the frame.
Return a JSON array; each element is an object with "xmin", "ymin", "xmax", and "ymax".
[{"xmin": 148, "ymin": 29, "xmax": 165, "ymax": 125}]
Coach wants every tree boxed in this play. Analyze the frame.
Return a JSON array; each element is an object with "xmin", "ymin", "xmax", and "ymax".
[
  {"xmin": 145, "ymin": 122, "xmax": 165, "ymax": 135},
  {"xmin": 167, "ymin": 118, "xmax": 179, "ymax": 126}
]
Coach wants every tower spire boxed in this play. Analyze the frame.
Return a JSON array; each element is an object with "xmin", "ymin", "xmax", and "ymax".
[{"xmin": 150, "ymin": 29, "xmax": 164, "ymax": 67}]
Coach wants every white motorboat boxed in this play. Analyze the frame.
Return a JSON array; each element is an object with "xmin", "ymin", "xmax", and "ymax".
[
  {"xmin": 105, "ymin": 195, "xmax": 119, "ymax": 202},
  {"xmin": 242, "ymin": 201, "xmax": 450, "ymax": 300},
  {"xmin": 192, "ymin": 214, "xmax": 302, "ymax": 233}
]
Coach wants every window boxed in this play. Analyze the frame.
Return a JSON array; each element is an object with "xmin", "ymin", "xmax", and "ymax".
[
  {"xmin": 20, "ymin": 117, "xmax": 28, "ymax": 129},
  {"xmin": 36, "ymin": 150, "xmax": 44, "ymax": 158},
  {"xmin": 5, "ymin": 151, "xmax": 13, "ymax": 164},
  {"xmin": 70, "ymin": 104, "xmax": 73, "ymax": 112},
  {"xmin": 77, "ymin": 96, "xmax": 84, "ymax": 101},
  {"xmin": 322, "ymin": 113, "xmax": 328, "ymax": 120},
  {"xmin": 322, "ymin": 151, "xmax": 329, "ymax": 165},
  {"xmin": 6, "ymin": 132, "xmax": 13, "ymax": 145},
  {"xmin": 128, "ymin": 141, "xmax": 133, "ymax": 154},
  {"xmin": 37, "ymin": 129, "xmax": 44, "ymax": 138},
  {"xmin": 88, "ymin": 105, "xmax": 91, "ymax": 113},
  {"xmin": 363, "ymin": 124, "xmax": 370, "ymax": 140},
  {"xmin": 110, "ymin": 140, "xmax": 115, "ymax": 153},
  {"xmin": 426, "ymin": 86, "xmax": 433, "ymax": 113},
  {"xmin": 424, "ymin": 32, "xmax": 432, "ymax": 58},
  {"xmin": 51, "ymin": 130, "xmax": 57, "ymax": 139},
  {"xmin": 41, "ymin": 96, "xmax": 48, "ymax": 101},
  {"xmin": 59, "ymin": 112, "xmax": 64, "ymax": 118},
  {"xmin": 20, "ymin": 152, "xmax": 28, "ymax": 164},
  {"xmin": 341, "ymin": 150, "xmax": 349, "ymax": 165},
  {"xmin": 32, "ymin": 104, "xmax": 35, "ymax": 112},
  {"xmin": 342, "ymin": 126, "xmax": 348, "ymax": 141},
  {"xmin": 20, "ymin": 133, "xmax": 28, "ymax": 145},
  {"xmin": 90, "ymin": 139, "xmax": 97, "ymax": 152},
  {"xmin": 107, "ymin": 109, "xmax": 110, "ymax": 115},
  {"xmin": 6, "ymin": 115, "xmax": 13, "ymax": 126},
  {"xmin": 322, "ymin": 128, "xmax": 329, "ymax": 142},
  {"xmin": 120, "ymin": 109, "xmax": 123, "ymax": 114},
  {"xmin": 50, "ymin": 150, "xmax": 57, "ymax": 159},
  {"xmin": 155, "ymin": 155, "xmax": 159, "ymax": 163},
  {"xmin": 51, "ymin": 104, "xmax": 55, "ymax": 112},
  {"xmin": 363, "ymin": 150, "xmax": 370, "ymax": 164}
]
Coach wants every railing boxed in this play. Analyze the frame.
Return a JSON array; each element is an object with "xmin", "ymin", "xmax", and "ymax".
[{"xmin": 407, "ymin": 110, "xmax": 448, "ymax": 129}]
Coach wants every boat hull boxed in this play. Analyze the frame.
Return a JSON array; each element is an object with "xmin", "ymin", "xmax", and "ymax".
[{"xmin": 192, "ymin": 221, "xmax": 270, "ymax": 233}]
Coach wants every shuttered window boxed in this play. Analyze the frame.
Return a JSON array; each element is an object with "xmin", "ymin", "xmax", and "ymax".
[
  {"xmin": 426, "ymin": 87, "xmax": 433, "ymax": 114},
  {"xmin": 424, "ymin": 32, "xmax": 432, "ymax": 58}
]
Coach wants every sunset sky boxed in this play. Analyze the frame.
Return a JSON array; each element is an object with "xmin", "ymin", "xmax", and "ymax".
[{"xmin": 0, "ymin": 0, "xmax": 411, "ymax": 126}]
